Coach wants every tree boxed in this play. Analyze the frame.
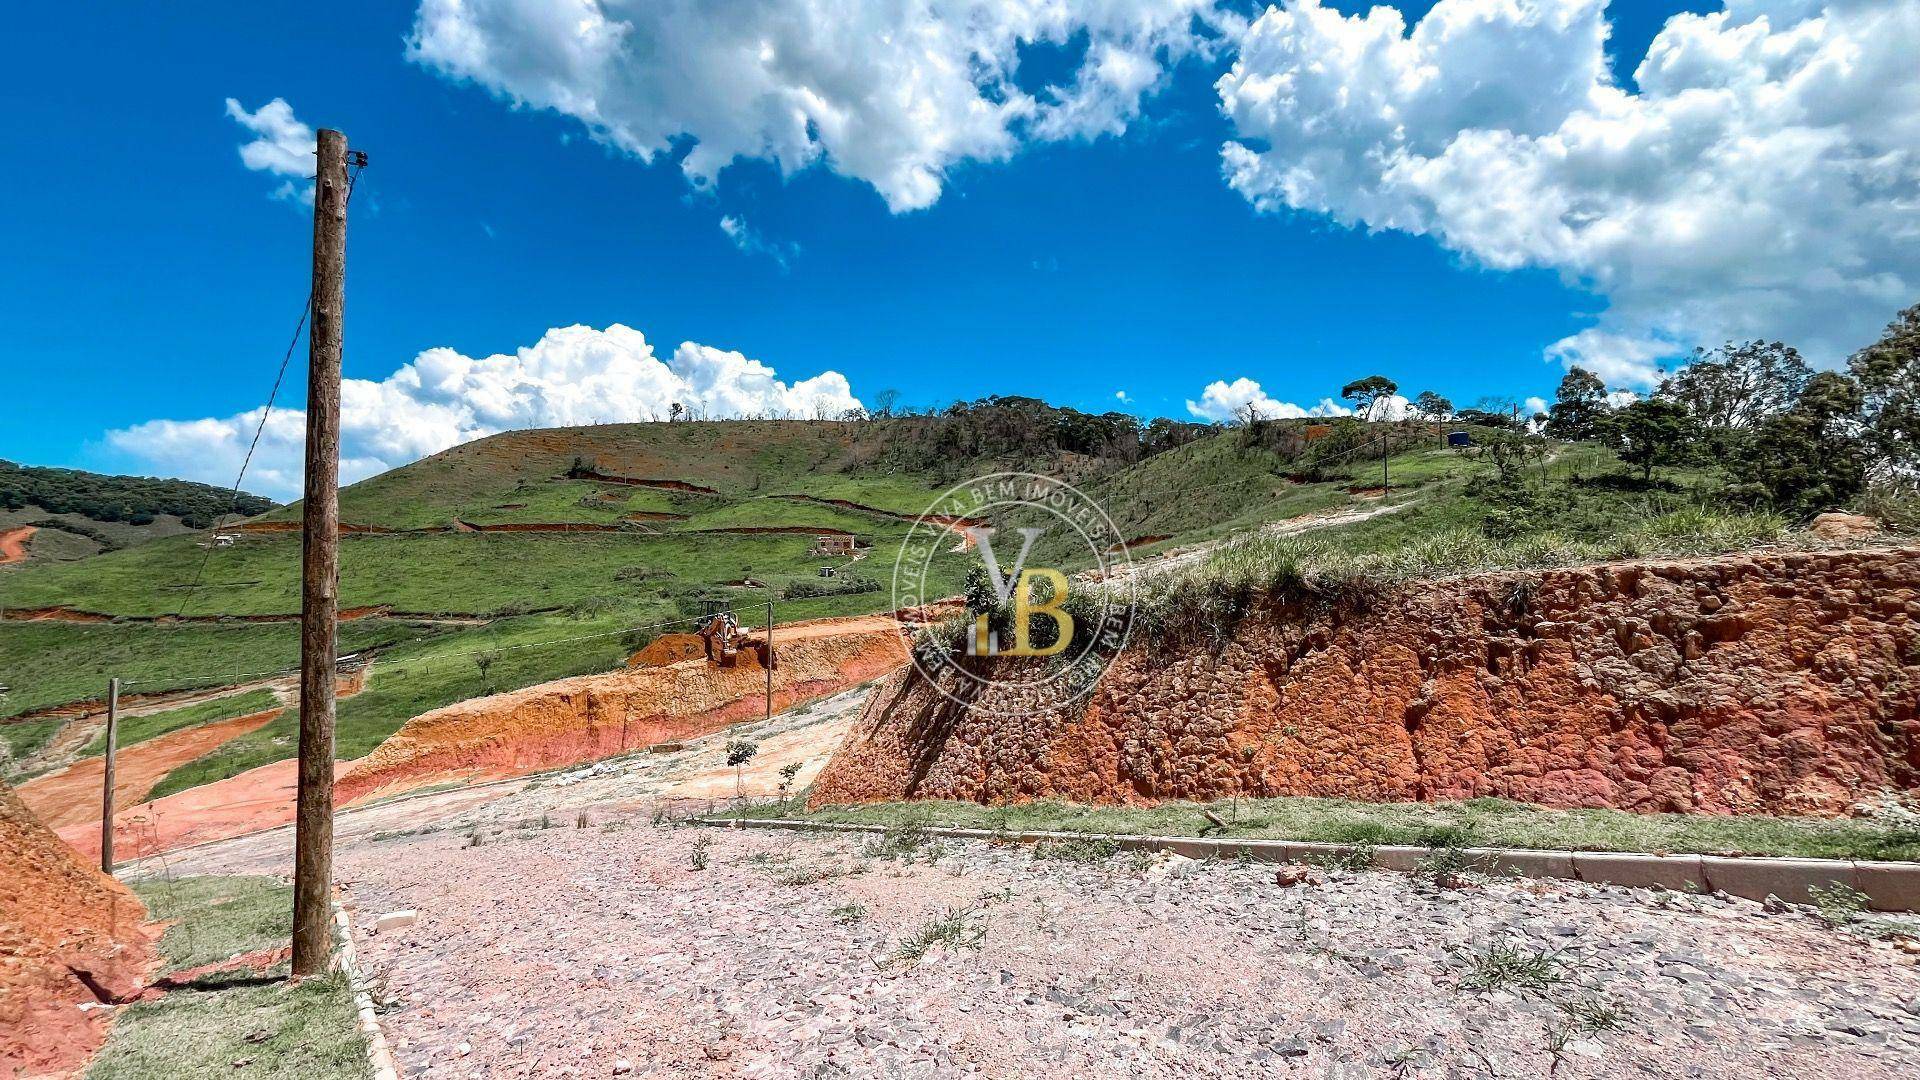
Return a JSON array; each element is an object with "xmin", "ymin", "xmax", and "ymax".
[
  {"xmin": 1412, "ymin": 391, "xmax": 1453, "ymax": 421},
  {"xmin": 1601, "ymin": 399, "xmax": 1698, "ymax": 482},
  {"xmin": 1729, "ymin": 371, "xmax": 1868, "ymax": 515},
  {"xmin": 725, "ymin": 739, "xmax": 760, "ymax": 798},
  {"xmin": 1848, "ymin": 302, "xmax": 1920, "ymax": 481},
  {"xmin": 473, "ymin": 649, "xmax": 500, "ymax": 694},
  {"xmin": 1659, "ymin": 340, "xmax": 1810, "ymax": 430},
  {"xmin": 1544, "ymin": 367, "xmax": 1608, "ymax": 441},
  {"xmin": 777, "ymin": 761, "xmax": 804, "ymax": 800},
  {"xmin": 1340, "ymin": 375, "xmax": 1399, "ymax": 421}
]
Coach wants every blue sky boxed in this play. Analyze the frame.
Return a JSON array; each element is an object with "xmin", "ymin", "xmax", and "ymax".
[{"xmin": 5, "ymin": 1, "xmax": 1912, "ymax": 498}]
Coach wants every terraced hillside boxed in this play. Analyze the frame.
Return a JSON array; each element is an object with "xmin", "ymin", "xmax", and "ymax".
[{"xmin": 0, "ymin": 414, "xmax": 1498, "ymax": 799}]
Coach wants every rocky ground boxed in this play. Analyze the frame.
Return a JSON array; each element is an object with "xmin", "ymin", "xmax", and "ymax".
[
  {"xmin": 128, "ymin": 683, "xmax": 1920, "ymax": 1079},
  {"xmin": 332, "ymin": 812, "xmax": 1920, "ymax": 1078}
]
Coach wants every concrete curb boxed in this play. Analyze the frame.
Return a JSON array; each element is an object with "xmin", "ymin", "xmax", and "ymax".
[
  {"xmin": 331, "ymin": 901, "xmax": 400, "ymax": 1080},
  {"xmin": 699, "ymin": 817, "xmax": 1920, "ymax": 912}
]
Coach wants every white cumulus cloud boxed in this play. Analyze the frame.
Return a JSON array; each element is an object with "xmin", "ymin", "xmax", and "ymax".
[
  {"xmin": 225, "ymin": 97, "xmax": 317, "ymax": 204},
  {"xmin": 1218, "ymin": 0, "xmax": 1920, "ymax": 384},
  {"xmin": 105, "ymin": 324, "xmax": 863, "ymax": 501},
  {"xmin": 406, "ymin": 0, "xmax": 1234, "ymax": 212},
  {"xmin": 1185, "ymin": 377, "xmax": 1354, "ymax": 422}
]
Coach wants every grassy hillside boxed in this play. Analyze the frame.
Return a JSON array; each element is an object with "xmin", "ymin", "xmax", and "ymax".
[{"xmin": 0, "ymin": 415, "xmax": 1518, "ymax": 789}]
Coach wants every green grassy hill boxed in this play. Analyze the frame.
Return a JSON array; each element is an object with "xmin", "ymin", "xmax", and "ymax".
[
  {"xmin": 0, "ymin": 460, "xmax": 276, "ymax": 565},
  {"xmin": 0, "ymin": 414, "xmax": 1531, "ymax": 789}
]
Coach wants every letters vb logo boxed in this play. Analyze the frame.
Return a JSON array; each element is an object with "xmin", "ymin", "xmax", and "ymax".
[
  {"xmin": 961, "ymin": 526, "xmax": 1073, "ymax": 657},
  {"xmin": 894, "ymin": 473, "xmax": 1135, "ymax": 714}
]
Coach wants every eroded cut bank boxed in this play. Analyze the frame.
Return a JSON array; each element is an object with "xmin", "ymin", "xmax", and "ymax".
[
  {"xmin": 337, "ymin": 615, "xmax": 911, "ymax": 802},
  {"xmin": 0, "ymin": 780, "xmax": 155, "ymax": 1078},
  {"xmin": 812, "ymin": 547, "xmax": 1920, "ymax": 817}
]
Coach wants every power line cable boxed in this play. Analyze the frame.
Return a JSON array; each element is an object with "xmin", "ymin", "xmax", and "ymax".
[{"xmin": 174, "ymin": 160, "xmax": 366, "ymax": 615}]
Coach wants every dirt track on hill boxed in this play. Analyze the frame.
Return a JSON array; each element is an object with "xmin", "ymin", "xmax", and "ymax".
[
  {"xmin": 62, "ymin": 757, "xmax": 357, "ymax": 865},
  {"xmin": 17, "ymin": 707, "xmax": 284, "ymax": 829},
  {"xmin": 0, "ymin": 525, "xmax": 35, "ymax": 565}
]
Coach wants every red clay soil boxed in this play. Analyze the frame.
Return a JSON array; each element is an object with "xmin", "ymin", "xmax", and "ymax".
[
  {"xmin": 16, "ymin": 708, "xmax": 284, "ymax": 831},
  {"xmin": 2, "ymin": 603, "xmax": 498, "ymax": 626},
  {"xmin": 813, "ymin": 547, "xmax": 1920, "ymax": 817},
  {"xmin": 627, "ymin": 633, "xmax": 708, "ymax": 667},
  {"xmin": 773, "ymin": 493, "xmax": 983, "ymax": 528},
  {"xmin": 456, "ymin": 520, "xmax": 625, "ymax": 533},
  {"xmin": 60, "ymin": 758, "xmax": 356, "ymax": 866},
  {"xmin": 3, "ymin": 605, "xmax": 114, "ymax": 623},
  {"xmin": 234, "ymin": 520, "xmax": 397, "ymax": 534},
  {"xmin": 621, "ymin": 511, "xmax": 689, "ymax": 523},
  {"xmin": 691, "ymin": 525, "xmax": 856, "ymax": 536},
  {"xmin": 337, "ymin": 615, "xmax": 912, "ymax": 803},
  {"xmin": 569, "ymin": 469, "xmax": 720, "ymax": 494},
  {"xmin": 1, "ymin": 781, "xmax": 156, "ymax": 1079},
  {"xmin": 5, "ymin": 604, "xmax": 374, "ymax": 624},
  {"xmin": 0, "ymin": 525, "xmax": 35, "ymax": 566}
]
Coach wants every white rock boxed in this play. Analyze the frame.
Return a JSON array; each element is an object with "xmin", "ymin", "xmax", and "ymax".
[{"xmin": 374, "ymin": 910, "xmax": 418, "ymax": 932}]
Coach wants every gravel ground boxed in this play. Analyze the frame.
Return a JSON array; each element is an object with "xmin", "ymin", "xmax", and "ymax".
[
  {"xmin": 336, "ymin": 805, "xmax": 1920, "ymax": 1079},
  {"xmin": 124, "ymin": 686, "xmax": 1920, "ymax": 1078}
]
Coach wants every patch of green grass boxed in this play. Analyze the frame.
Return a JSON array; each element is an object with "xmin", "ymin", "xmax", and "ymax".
[
  {"xmin": 741, "ymin": 794, "xmax": 1920, "ymax": 862},
  {"xmin": 1809, "ymin": 883, "xmax": 1871, "ymax": 928},
  {"xmin": 889, "ymin": 905, "xmax": 985, "ymax": 964},
  {"xmin": 78, "ymin": 689, "xmax": 280, "ymax": 759},
  {"xmin": 130, "ymin": 875, "xmax": 294, "ymax": 976},
  {"xmin": 1031, "ymin": 836, "xmax": 1121, "ymax": 863},
  {"xmin": 1117, "ymin": 505, "xmax": 1787, "ymax": 647},
  {"xmin": 86, "ymin": 973, "xmax": 367, "ymax": 1080},
  {"xmin": 1, "ymin": 716, "xmax": 64, "ymax": 767},
  {"xmin": 0, "ymin": 620, "xmax": 436, "ymax": 721},
  {"xmin": 1459, "ymin": 941, "xmax": 1567, "ymax": 994}
]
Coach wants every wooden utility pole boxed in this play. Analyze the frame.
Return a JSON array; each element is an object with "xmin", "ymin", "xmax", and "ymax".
[
  {"xmin": 98, "ymin": 678, "xmax": 119, "ymax": 873},
  {"xmin": 764, "ymin": 600, "xmax": 775, "ymax": 722},
  {"xmin": 292, "ymin": 128, "xmax": 350, "ymax": 976}
]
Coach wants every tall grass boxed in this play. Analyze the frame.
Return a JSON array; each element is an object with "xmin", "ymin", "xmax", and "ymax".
[{"xmin": 1114, "ymin": 508, "xmax": 1788, "ymax": 646}]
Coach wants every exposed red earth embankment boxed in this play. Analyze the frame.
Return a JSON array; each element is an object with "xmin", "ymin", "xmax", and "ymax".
[
  {"xmin": 456, "ymin": 520, "xmax": 624, "ymax": 533},
  {"xmin": 234, "ymin": 519, "xmax": 398, "ymax": 534},
  {"xmin": 1, "ymin": 781, "xmax": 155, "ymax": 1079},
  {"xmin": 17, "ymin": 708, "xmax": 284, "ymax": 830},
  {"xmin": 62, "ymin": 758, "xmax": 356, "ymax": 866},
  {"xmin": 568, "ymin": 469, "xmax": 720, "ymax": 494},
  {"xmin": 627, "ymin": 633, "xmax": 708, "ymax": 667},
  {"xmin": 337, "ymin": 615, "xmax": 912, "ymax": 803},
  {"xmin": 813, "ymin": 547, "xmax": 1920, "ymax": 817},
  {"xmin": 774, "ymin": 493, "xmax": 984, "ymax": 528},
  {"xmin": 0, "ymin": 525, "xmax": 35, "ymax": 565}
]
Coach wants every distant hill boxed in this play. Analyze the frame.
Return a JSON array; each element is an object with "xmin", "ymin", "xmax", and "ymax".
[
  {"xmin": 0, "ymin": 405, "xmax": 1490, "ymax": 791},
  {"xmin": 0, "ymin": 460, "xmax": 274, "ymax": 565}
]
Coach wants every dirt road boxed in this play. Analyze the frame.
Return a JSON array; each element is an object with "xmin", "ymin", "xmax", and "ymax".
[
  {"xmin": 17, "ymin": 706, "xmax": 283, "ymax": 829},
  {"xmin": 0, "ymin": 524, "xmax": 34, "ymax": 565},
  {"xmin": 126, "ymin": 685, "xmax": 1920, "ymax": 1078},
  {"xmin": 1091, "ymin": 498, "xmax": 1411, "ymax": 584}
]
